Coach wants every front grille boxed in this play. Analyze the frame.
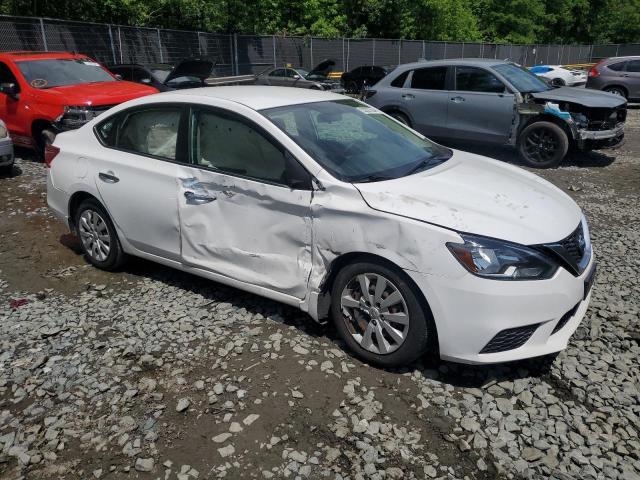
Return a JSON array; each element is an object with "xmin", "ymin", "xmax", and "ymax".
[
  {"xmin": 539, "ymin": 222, "xmax": 590, "ymax": 276},
  {"xmin": 552, "ymin": 302, "xmax": 580, "ymax": 335},
  {"xmin": 587, "ymin": 106, "xmax": 626, "ymax": 130},
  {"xmin": 480, "ymin": 324, "xmax": 540, "ymax": 354}
]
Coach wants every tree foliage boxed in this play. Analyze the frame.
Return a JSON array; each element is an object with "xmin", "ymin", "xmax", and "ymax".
[{"xmin": 1, "ymin": 0, "xmax": 638, "ymax": 43}]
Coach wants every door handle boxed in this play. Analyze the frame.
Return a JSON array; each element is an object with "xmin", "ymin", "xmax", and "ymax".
[
  {"xmin": 98, "ymin": 171, "xmax": 119, "ymax": 183},
  {"xmin": 450, "ymin": 96, "xmax": 465, "ymax": 103},
  {"xmin": 184, "ymin": 191, "xmax": 217, "ymax": 205},
  {"xmin": 402, "ymin": 93, "xmax": 415, "ymax": 100}
]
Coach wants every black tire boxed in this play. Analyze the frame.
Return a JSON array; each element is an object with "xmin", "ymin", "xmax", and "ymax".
[
  {"xmin": 330, "ymin": 260, "xmax": 434, "ymax": 367},
  {"xmin": 388, "ymin": 111, "xmax": 411, "ymax": 127},
  {"xmin": 604, "ymin": 86, "xmax": 627, "ymax": 98},
  {"xmin": 35, "ymin": 128, "xmax": 56, "ymax": 162},
  {"xmin": 347, "ymin": 80, "xmax": 359, "ymax": 93},
  {"xmin": 518, "ymin": 121, "xmax": 569, "ymax": 168},
  {"xmin": 74, "ymin": 199, "xmax": 126, "ymax": 271},
  {"xmin": 551, "ymin": 77, "xmax": 565, "ymax": 87}
]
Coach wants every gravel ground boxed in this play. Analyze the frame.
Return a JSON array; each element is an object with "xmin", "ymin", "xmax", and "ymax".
[{"xmin": 0, "ymin": 109, "xmax": 639, "ymax": 480}]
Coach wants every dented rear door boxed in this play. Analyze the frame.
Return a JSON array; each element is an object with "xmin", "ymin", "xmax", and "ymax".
[{"xmin": 177, "ymin": 106, "xmax": 313, "ymax": 298}]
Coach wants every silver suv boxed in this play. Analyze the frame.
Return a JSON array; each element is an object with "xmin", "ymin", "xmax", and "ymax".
[
  {"xmin": 365, "ymin": 59, "xmax": 626, "ymax": 168},
  {"xmin": 586, "ymin": 56, "xmax": 640, "ymax": 101}
]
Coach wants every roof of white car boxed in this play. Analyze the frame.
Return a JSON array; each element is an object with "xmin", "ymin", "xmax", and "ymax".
[{"xmin": 152, "ymin": 86, "xmax": 347, "ymax": 110}]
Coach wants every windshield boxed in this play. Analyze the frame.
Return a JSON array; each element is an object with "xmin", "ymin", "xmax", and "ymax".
[
  {"xmin": 262, "ymin": 99, "xmax": 452, "ymax": 182},
  {"xmin": 296, "ymin": 68, "xmax": 310, "ymax": 78},
  {"xmin": 151, "ymin": 68, "xmax": 171, "ymax": 83},
  {"xmin": 17, "ymin": 58, "xmax": 115, "ymax": 89},
  {"xmin": 492, "ymin": 63, "xmax": 550, "ymax": 93}
]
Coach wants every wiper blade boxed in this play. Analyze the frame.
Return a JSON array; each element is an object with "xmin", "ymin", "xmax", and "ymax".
[
  {"xmin": 405, "ymin": 154, "xmax": 450, "ymax": 176},
  {"xmin": 351, "ymin": 174, "xmax": 396, "ymax": 183}
]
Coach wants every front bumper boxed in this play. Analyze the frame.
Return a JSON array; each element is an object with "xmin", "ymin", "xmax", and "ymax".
[
  {"xmin": 0, "ymin": 138, "xmax": 14, "ymax": 166},
  {"xmin": 406, "ymin": 255, "xmax": 595, "ymax": 364}
]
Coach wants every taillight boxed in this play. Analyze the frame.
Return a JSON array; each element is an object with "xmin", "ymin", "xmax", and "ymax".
[
  {"xmin": 588, "ymin": 66, "xmax": 600, "ymax": 78},
  {"xmin": 44, "ymin": 144, "xmax": 60, "ymax": 168}
]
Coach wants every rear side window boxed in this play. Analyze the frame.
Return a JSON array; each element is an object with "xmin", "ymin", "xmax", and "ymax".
[
  {"xmin": 118, "ymin": 108, "xmax": 181, "ymax": 160},
  {"xmin": 411, "ymin": 67, "xmax": 447, "ymax": 90},
  {"xmin": 390, "ymin": 70, "xmax": 409, "ymax": 87},
  {"xmin": 626, "ymin": 60, "xmax": 640, "ymax": 72},
  {"xmin": 455, "ymin": 66, "xmax": 505, "ymax": 93},
  {"xmin": 270, "ymin": 69, "xmax": 286, "ymax": 77},
  {"xmin": 607, "ymin": 62, "xmax": 626, "ymax": 72}
]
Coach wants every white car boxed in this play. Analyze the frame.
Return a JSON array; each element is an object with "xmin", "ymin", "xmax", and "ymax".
[
  {"xmin": 0, "ymin": 119, "xmax": 14, "ymax": 173},
  {"xmin": 529, "ymin": 65, "xmax": 588, "ymax": 87},
  {"xmin": 46, "ymin": 86, "xmax": 596, "ymax": 366}
]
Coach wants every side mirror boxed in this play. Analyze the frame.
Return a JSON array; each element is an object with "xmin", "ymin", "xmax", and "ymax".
[
  {"xmin": 141, "ymin": 78, "xmax": 152, "ymax": 84},
  {"xmin": 0, "ymin": 82, "xmax": 19, "ymax": 96},
  {"xmin": 285, "ymin": 153, "xmax": 312, "ymax": 190},
  {"xmin": 114, "ymin": 74, "xmax": 123, "ymax": 80}
]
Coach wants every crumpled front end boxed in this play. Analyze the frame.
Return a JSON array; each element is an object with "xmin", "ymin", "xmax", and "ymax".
[{"xmin": 517, "ymin": 95, "xmax": 626, "ymax": 151}]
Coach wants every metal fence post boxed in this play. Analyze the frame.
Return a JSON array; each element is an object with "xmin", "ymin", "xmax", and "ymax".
[
  {"xmin": 346, "ymin": 38, "xmax": 350, "ymax": 71},
  {"xmin": 443, "ymin": 42, "xmax": 447, "ymax": 59},
  {"xmin": 422, "ymin": 40, "xmax": 425, "ymax": 60},
  {"xmin": 398, "ymin": 40, "xmax": 401, "ymax": 64},
  {"xmin": 342, "ymin": 38, "xmax": 345, "ymax": 71},
  {"xmin": 39, "ymin": 18, "xmax": 48, "ymax": 51},
  {"xmin": 197, "ymin": 32, "xmax": 202, "ymax": 56},
  {"xmin": 310, "ymin": 37, "xmax": 314, "ymax": 68},
  {"xmin": 372, "ymin": 38, "xmax": 375, "ymax": 64},
  {"xmin": 272, "ymin": 35, "xmax": 277, "ymax": 68},
  {"xmin": 588, "ymin": 44, "xmax": 594, "ymax": 63},
  {"xmin": 233, "ymin": 33, "xmax": 239, "ymax": 75},
  {"xmin": 461, "ymin": 42, "xmax": 465, "ymax": 58},
  {"xmin": 615, "ymin": 44, "xmax": 620, "ymax": 56},
  {"xmin": 108, "ymin": 25, "xmax": 117, "ymax": 64},
  {"xmin": 157, "ymin": 29, "xmax": 163, "ymax": 63},
  {"xmin": 118, "ymin": 26, "xmax": 123, "ymax": 63}
]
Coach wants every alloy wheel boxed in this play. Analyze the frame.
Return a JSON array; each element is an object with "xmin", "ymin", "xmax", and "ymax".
[
  {"xmin": 78, "ymin": 209, "xmax": 111, "ymax": 262},
  {"xmin": 340, "ymin": 273, "xmax": 410, "ymax": 355},
  {"xmin": 524, "ymin": 127, "xmax": 562, "ymax": 164}
]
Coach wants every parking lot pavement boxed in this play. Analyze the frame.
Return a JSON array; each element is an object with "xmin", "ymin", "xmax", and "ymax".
[{"xmin": 1, "ymin": 110, "xmax": 639, "ymax": 480}]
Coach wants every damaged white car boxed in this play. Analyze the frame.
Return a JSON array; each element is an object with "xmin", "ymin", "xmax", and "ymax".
[{"xmin": 47, "ymin": 87, "xmax": 596, "ymax": 366}]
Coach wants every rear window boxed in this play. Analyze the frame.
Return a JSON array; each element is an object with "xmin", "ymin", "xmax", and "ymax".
[{"xmin": 411, "ymin": 67, "xmax": 447, "ymax": 90}]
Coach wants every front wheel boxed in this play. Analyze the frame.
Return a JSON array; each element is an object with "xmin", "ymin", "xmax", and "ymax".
[
  {"xmin": 388, "ymin": 111, "xmax": 410, "ymax": 127},
  {"xmin": 75, "ymin": 199, "xmax": 126, "ymax": 270},
  {"xmin": 518, "ymin": 121, "xmax": 568, "ymax": 168},
  {"xmin": 331, "ymin": 261, "xmax": 433, "ymax": 367}
]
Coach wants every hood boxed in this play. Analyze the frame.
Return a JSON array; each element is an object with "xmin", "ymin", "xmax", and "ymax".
[
  {"xmin": 308, "ymin": 59, "xmax": 336, "ymax": 77},
  {"xmin": 354, "ymin": 152, "xmax": 582, "ymax": 245},
  {"xmin": 35, "ymin": 80, "xmax": 158, "ymax": 106},
  {"xmin": 164, "ymin": 59, "xmax": 215, "ymax": 84},
  {"xmin": 530, "ymin": 86, "xmax": 626, "ymax": 108}
]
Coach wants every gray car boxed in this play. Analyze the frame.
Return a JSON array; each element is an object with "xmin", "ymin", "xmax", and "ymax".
[
  {"xmin": 0, "ymin": 119, "xmax": 14, "ymax": 173},
  {"xmin": 586, "ymin": 56, "xmax": 640, "ymax": 101},
  {"xmin": 366, "ymin": 59, "xmax": 626, "ymax": 168},
  {"xmin": 255, "ymin": 60, "xmax": 341, "ymax": 91}
]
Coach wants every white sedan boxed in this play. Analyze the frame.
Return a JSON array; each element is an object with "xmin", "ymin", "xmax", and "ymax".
[
  {"xmin": 46, "ymin": 86, "xmax": 596, "ymax": 366},
  {"xmin": 529, "ymin": 65, "xmax": 588, "ymax": 87}
]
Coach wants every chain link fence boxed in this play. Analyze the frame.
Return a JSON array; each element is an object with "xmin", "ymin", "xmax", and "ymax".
[{"xmin": 2, "ymin": 15, "xmax": 640, "ymax": 75}]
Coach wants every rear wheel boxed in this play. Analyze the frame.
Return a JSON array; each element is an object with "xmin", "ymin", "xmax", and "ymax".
[
  {"xmin": 519, "ymin": 121, "xmax": 568, "ymax": 168},
  {"xmin": 604, "ymin": 86, "xmax": 626, "ymax": 98},
  {"xmin": 551, "ymin": 77, "xmax": 565, "ymax": 87},
  {"xmin": 346, "ymin": 80, "xmax": 359, "ymax": 93},
  {"xmin": 331, "ymin": 260, "xmax": 433, "ymax": 367},
  {"xmin": 388, "ymin": 111, "xmax": 410, "ymax": 127},
  {"xmin": 75, "ymin": 199, "xmax": 126, "ymax": 270}
]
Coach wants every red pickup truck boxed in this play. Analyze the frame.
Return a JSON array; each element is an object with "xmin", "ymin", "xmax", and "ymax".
[{"xmin": 0, "ymin": 51, "xmax": 158, "ymax": 158}]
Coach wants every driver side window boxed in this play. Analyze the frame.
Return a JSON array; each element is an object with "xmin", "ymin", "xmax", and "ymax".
[
  {"xmin": 0, "ymin": 62, "xmax": 18, "ymax": 86},
  {"xmin": 193, "ymin": 109, "xmax": 288, "ymax": 185},
  {"xmin": 455, "ymin": 66, "xmax": 505, "ymax": 93}
]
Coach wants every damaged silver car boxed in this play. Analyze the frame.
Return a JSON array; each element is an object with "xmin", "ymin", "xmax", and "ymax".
[{"xmin": 365, "ymin": 59, "xmax": 626, "ymax": 168}]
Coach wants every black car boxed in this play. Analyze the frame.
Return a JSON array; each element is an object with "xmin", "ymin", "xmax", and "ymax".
[
  {"xmin": 109, "ymin": 59, "xmax": 216, "ymax": 91},
  {"xmin": 341, "ymin": 65, "xmax": 391, "ymax": 93}
]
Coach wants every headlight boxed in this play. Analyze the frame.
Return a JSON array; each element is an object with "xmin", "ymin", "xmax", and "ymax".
[
  {"xmin": 0, "ymin": 124, "xmax": 7, "ymax": 138},
  {"xmin": 56, "ymin": 106, "xmax": 96, "ymax": 128},
  {"xmin": 446, "ymin": 234, "xmax": 558, "ymax": 280}
]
